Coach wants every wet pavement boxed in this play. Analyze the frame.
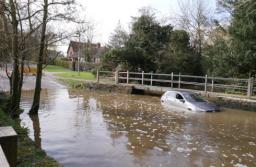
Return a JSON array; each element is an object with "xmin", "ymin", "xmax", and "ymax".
[
  {"xmin": 20, "ymin": 88, "xmax": 256, "ymax": 167},
  {"xmin": 0, "ymin": 71, "xmax": 66, "ymax": 91}
]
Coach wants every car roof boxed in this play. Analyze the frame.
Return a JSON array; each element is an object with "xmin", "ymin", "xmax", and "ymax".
[{"xmin": 165, "ymin": 90, "xmax": 195, "ymax": 95}]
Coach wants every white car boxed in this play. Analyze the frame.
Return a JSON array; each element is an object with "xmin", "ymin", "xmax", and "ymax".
[{"xmin": 161, "ymin": 90, "xmax": 220, "ymax": 112}]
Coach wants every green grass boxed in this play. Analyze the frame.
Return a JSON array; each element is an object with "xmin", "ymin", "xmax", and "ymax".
[
  {"xmin": 56, "ymin": 71, "xmax": 95, "ymax": 80},
  {"xmin": 44, "ymin": 65, "xmax": 70, "ymax": 72},
  {"xmin": 45, "ymin": 65, "xmax": 95, "ymax": 80},
  {"xmin": 0, "ymin": 93, "xmax": 59, "ymax": 167}
]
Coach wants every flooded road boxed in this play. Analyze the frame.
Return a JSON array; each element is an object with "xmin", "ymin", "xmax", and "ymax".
[{"xmin": 20, "ymin": 88, "xmax": 256, "ymax": 167}]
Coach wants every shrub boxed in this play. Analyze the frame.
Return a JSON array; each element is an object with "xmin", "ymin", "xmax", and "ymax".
[{"xmin": 54, "ymin": 58, "xmax": 69, "ymax": 69}]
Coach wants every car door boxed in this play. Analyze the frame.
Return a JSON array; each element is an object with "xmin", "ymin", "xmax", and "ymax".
[{"xmin": 174, "ymin": 93, "xmax": 185, "ymax": 108}]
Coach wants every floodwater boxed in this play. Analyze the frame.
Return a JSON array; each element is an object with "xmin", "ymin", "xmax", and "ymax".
[{"xmin": 20, "ymin": 88, "xmax": 256, "ymax": 167}]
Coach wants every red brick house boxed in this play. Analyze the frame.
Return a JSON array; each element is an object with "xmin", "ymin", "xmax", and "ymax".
[
  {"xmin": 67, "ymin": 41, "xmax": 107, "ymax": 63},
  {"xmin": 67, "ymin": 41, "xmax": 108, "ymax": 70}
]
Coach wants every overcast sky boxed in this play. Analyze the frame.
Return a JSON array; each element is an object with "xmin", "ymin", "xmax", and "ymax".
[
  {"xmin": 59, "ymin": 0, "xmax": 216, "ymax": 53},
  {"xmin": 80, "ymin": 0, "xmax": 179, "ymax": 43}
]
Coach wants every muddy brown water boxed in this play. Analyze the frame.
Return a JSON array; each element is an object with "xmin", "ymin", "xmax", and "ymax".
[{"xmin": 20, "ymin": 88, "xmax": 256, "ymax": 167}]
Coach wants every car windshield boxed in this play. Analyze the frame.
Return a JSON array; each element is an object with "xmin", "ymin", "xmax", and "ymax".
[{"xmin": 183, "ymin": 93, "xmax": 206, "ymax": 102}]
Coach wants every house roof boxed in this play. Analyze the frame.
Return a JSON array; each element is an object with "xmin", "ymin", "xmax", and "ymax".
[
  {"xmin": 67, "ymin": 41, "xmax": 108, "ymax": 59},
  {"xmin": 67, "ymin": 41, "xmax": 100, "ymax": 53}
]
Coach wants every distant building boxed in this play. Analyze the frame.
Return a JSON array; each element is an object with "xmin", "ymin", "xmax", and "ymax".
[
  {"xmin": 67, "ymin": 41, "xmax": 108, "ymax": 64},
  {"xmin": 67, "ymin": 41, "xmax": 108, "ymax": 71}
]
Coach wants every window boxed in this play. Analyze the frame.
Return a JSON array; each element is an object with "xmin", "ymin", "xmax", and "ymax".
[
  {"xmin": 184, "ymin": 93, "xmax": 206, "ymax": 102},
  {"xmin": 166, "ymin": 92, "xmax": 173, "ymax": 98},
  {"xmin": 176, "ymin": 94, "xmax": 183, "ymax": 100}
]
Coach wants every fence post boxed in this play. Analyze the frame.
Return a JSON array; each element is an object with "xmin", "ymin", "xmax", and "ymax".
[
  {"xmin": 247, "ymin": 77, "xmax": 253, "ymax": 97},
  {"xmin": 96, "ymin": 69, "xmax": 99, "ymax": 83},
  {"xmin": 115, "ymin": 70, "xmax": 119, "ymax": 84},
  {"xmin": 211, "ymin": 77, "xmax": 214, "ymax": 92},
  {"xmin": 142, "ymin": 71, "xmax": 144, "ymax": 85},
  {"xmin": 178, "ymin": 73, "xmax": 181, "ymax": 89},
  {"xmin": 126, "ymin": 70, "xmax": 129, "ymax": 84},
  {"xmin": 252, "ymin": 77, "xmax": 254, "ymax": 96},
  {"xmin": 150, "ymin": 73, "xmax": 153, "ymax": 86},
  {"xmin": 171, "ymin": 72, "xmax": 173, "ymax": 88},
  {"xmin": 205, "ymin": 75, "xmax": 208, "ymax": 93}
]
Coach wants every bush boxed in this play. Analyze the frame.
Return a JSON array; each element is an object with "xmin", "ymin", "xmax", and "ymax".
[
  {"xmin": 54, "ymin": 58, "xmax": 69, "ymax": 69},
  {"xmin": 91, "ymin": 68, "xmax": 97, "ymax": 76}
]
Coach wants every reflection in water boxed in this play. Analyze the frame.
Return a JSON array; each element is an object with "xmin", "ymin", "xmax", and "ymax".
[
  {"xmin": 29, "ymin": 114, "xmax": 41, "ymax": 149},
  {"xmin": 100, "ymin": 96, "xmax": 177, "ymax": 156},
  {"xmin": 20, "ymin": 89, "xmax": 256, "ymax": 167}
]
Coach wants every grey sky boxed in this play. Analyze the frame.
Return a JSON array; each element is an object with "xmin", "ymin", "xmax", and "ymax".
[{"xmin": 59, "ymin": 0, "xmax": 216, "ymax": 53}]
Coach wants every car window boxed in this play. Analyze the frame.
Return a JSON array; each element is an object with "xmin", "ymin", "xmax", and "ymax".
[
  {"xmin": 166, "ymin": 92, "xmax": 174, "ymax": 98},
  {"xmin": 184, "ymin": 93, "xmax": 206, "ymax": 102},
  {"xmin": 176, "ymin": 94, "xmax": 183, "ymax": 100}
]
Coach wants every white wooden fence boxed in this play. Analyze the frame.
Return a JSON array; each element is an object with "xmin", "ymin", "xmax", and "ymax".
[{"xmin": 97, "ymin": 70, "xmax": 255, "ymax": 97}]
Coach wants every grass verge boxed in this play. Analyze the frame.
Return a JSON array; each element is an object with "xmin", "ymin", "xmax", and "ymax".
[
  {"xmin": 45, "ymin": 65, "xmax": 95, "ymax": 80},
  {"xmin": 56, "ymin": 71, "xmax": 95, "ymax": 80},
  {"xmin": 44, "ymin": 65, "xmax": 70, "ymax": 72},
  {"xmin": 0, "ymin": 93, "xmax": 59, "ymax": 167}
]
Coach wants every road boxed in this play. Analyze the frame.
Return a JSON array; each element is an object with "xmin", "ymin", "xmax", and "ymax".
[{"xmin": 0, "ymin": 71, "xmax": 66, "ymax": 92}]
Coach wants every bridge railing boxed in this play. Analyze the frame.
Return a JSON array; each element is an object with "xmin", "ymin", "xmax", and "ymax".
[{"xmin": 97, "ymin": 70, "xmax": 255, "ymax": 97}]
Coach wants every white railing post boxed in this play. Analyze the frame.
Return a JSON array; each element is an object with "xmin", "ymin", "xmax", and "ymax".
[
  {"xmin": 126, "ymin": 70, "xmax": 129, "ymax": 84},
  {"xmin": 142, "ymin": 71, "xmax": 144, "ymax": 85},
  {"xmin": 96, "ymin": 69, "xmax": 99, "ymax": 83},
  {"xmin": 252, "ymin": 77, "xmax": 254, "ymax": 96},
  {"xmin": 115, "ymin": 70, "xmax": 119, "ymax": 84},
  {"xmin": 171, "ymin": 72, "xmax": 173, "ymax": 88},
  {"xmin": 205, "ymin": 75, "xmax": 208, "ymax": 92},
  {"xmin": 178, "ymin": 73, "xmax": 181, "ymax": 89},
  {"xmin": 211, "ymin": 77, "xmax": 214, "ymax": 92},
  {"xmin": 247, "ymin": 77, "xmax": 253, "ymax": 97},
  {"xmin": 150, "ymin": 73, "xmax": 153, "ymax": 86}
]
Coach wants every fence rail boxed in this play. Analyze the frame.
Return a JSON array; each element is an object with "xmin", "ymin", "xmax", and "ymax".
[{"xmin": 97, "ymin": 70, "xmax": 255, "ymax": 97}]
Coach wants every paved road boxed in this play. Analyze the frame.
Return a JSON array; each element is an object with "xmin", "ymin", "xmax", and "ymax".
[{"xmin": 0, "ymin": 71, "xmax": 66, "ymax": 92}]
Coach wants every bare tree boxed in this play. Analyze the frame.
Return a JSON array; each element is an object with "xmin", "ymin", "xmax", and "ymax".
[
  {"xmin": 8, "ymin": 0, "xmax": 22, "ymax": 117},
  {"xmin": 0, "ymin": 0, "xmax": 80, "ymax": 117},
  {"xmin": 85, "ymin": 22, "xmax": 95, "ymax": 44},
  {"xmin": 2, "ymin": 0, "xmax": 44, "ymax": 116},
  {"xmin": 29, "ymin": 0, "xmax": 79, "ymax": 114},
  {"xmin": 177, "ymin": 0, "xmax": 213, "ymax": 56},
  {"xmin": 29, "ymin": 0, "xmax": 48, "ymax": 114}
]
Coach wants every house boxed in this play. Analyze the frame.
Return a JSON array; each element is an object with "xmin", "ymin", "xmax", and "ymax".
[
  {"xmin": 67, "ymin": 41, "xmax": 108, "ymax": 64},
  {"xmin": 67, "ymin": 41, "xmax": 108, "ymax": 71}
]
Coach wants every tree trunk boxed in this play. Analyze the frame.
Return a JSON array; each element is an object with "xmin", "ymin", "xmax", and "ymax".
[
  {"xmin": 17, "ymin": 0, "xmax": 26, "ymax": 108},
  {"xmin": 9, "ymin": 0, "xmax": 21, "ymax": 117},
  {"xmin": 5, "ymin": 64, "xmax": 12, "ymax": 94},
  {"xmin": 1, "ymin": 2, "xmax": 12, "ymax": 95},
  {"xmin": 29, "ymin": 0, "xmax": 48, "ymax": 115},
  {"xmin": 17, "ymin": 51, "xmax": 25, "ymax": 103}
]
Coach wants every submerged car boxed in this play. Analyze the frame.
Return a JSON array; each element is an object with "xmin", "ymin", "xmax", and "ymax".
[{"xmin": 161, "ymin": 90, "xmax": 220, "ymax": 112}]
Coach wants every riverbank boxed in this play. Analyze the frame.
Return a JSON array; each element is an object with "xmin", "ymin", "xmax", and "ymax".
[{"xmin": 0, "ymin": 93, "xmax": 59, "ymax": 167}]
